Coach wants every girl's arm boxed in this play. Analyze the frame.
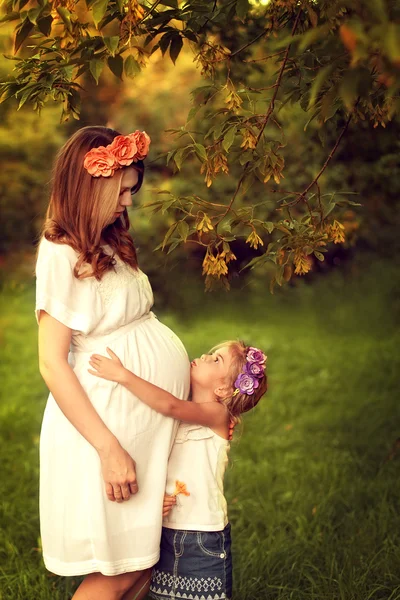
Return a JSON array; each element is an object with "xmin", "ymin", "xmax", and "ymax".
[
  {"xmin": 38, "ymin": 312, "xmax": 138, "ymax": 502},
  {"xmin": 89, "ymin": 349, "xmax": 227, "ymax": 428}
]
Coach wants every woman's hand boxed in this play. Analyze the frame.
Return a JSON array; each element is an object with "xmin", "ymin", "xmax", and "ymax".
[
  {"xmin": 162, "ymin": 494, "xmax": 176, "ymax": 518},
  {"xmin": 88, "ymin": 347, "xmax": 127, "ymax": 384},
  {"xmin": 98, "ymin": 438, "xmax": 139, "ymax": 502}
]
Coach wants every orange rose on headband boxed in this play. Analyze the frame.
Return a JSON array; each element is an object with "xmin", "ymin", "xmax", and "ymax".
[
  {"xmin": 130, "ymin": 130, "xmax": 151, "ymax": 161},
  {"xmin": 109, "ymin": 135, "xmax": 138, "ymax": 166},
  {"xmin": 83, "ymin": 130, "xmax": 151, "ymax": 177},
  {"xmin": 83, "ymin": 147, "xmax": 117, "ymax": 178}
]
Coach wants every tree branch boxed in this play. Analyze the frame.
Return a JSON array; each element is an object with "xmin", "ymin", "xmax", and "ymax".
[
  {"xmin": 273, "ymin": 111, "xmax": 354, "ymax": 211},
  {"xmin": 244, "ymin": 83, "xmax": 279, "ymax": 92},
  {"xmin": 243, "ymin": 50, "xmax": 286, "ymax": 63},
  {"xmin": 214, "ymin": 9, "xmax": 302, "ymax": 230},
  {"xmin": 297, "ymin": 111, "xmax": 353, "ymax": 203},
  {"xmin": 255, "ymin": 9, "xmax": 302, "ymax": 145},
  {"xmin": 230, "ymin": 30, "xmax": 269, "ymax": 58}
]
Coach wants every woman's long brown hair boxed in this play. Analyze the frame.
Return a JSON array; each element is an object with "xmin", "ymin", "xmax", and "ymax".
[{"xmin": 40, "ymin": 126, "xmax": 144, "ymax": 280}]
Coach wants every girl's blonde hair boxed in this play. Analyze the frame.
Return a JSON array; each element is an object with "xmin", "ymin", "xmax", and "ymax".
[
  {"xmin": 40, "ymin": 126, "xmax": 144, "ymax": 280},
  {"xmin": 211, "ymin": 340, "xmax": 268, "ymax": 425}
]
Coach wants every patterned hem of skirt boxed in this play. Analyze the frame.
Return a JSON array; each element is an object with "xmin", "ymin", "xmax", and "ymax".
[
  {"xmin": 149, "ymin": 589, "xmax": 227, "ymax": 600},
  {"xmin": 149, "ymin": 524, "xmax": 232, "ymax": 600}
]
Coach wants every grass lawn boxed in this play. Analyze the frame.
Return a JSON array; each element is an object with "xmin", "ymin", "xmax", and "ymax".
[{"xmin": 1, "ymin": 261, "xmax": 399, "ymax": 600}]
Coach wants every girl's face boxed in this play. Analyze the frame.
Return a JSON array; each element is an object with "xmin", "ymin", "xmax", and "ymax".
[
  {"xmin": 190, "ymin": 345, "xmax": 235, "ymax": 399},
  {"xmin": 111, "ymin": 167, "xmax": 139, "ymax": 223}
]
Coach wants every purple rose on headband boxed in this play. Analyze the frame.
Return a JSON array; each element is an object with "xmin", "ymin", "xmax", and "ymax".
[
  {"xmin": 246, "ymin": 347, "xmax": 266, "ymax": 364},
  {"xmin": 246, "ymin": 361, "xmax": 265, "ymax": 378},
  {"xmin": 235, "ymin": 373, "xmax": 259, "ymax": 395}
]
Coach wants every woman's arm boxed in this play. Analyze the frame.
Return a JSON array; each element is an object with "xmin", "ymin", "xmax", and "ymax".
[
  {"xmin": 38, "ymin": 311, "xmax": 138, "ymax": 502},
  {"xmin": 89, "ymin": 349, "xmax": 227, "ymax": 428}
]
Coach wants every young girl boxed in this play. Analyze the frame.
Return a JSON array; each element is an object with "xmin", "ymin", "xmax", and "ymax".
[{"xmin": 88, "ymin": 340, "xmax": 268, "ymax": 600}]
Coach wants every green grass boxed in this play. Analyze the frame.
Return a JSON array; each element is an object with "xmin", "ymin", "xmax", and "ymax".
[{"xmin": 1, "ymin": 262, "xmax": 400, "ymax": 600}]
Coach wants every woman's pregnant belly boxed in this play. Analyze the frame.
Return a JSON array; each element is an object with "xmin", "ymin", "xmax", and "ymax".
[{"xmin": 70, "ymin": 316, "xmax": 190, "ymax": 443}]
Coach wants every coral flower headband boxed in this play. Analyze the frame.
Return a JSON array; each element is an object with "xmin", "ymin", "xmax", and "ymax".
[{"xmin": 83, "ymin": 131, "xmax": 151, "ymax": 178}]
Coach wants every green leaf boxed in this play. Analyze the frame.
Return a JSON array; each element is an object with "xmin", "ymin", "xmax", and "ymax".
[
  {"xmin": 239, "ymin": 150, "xmax": 252, "ymax": 166},
  {"xmin": 162, "ymin": 199, "xmax": 176, "ymax": 213},
  {"xmin": 166, "ymin": 150, "xmax": 176, "ymax": 166},
  {"xmin": 303, "ymin": 109, "xmax": 319, "ymax": 131},
  {"xmin": 92, "ymin": 0, "xmax": 108, "ymax": 28},
  {"xmin": 62, "ymin": 65, "xmax": 74, "ymax": 80},
  {"xmin": 275, "ymin": 265, "xmax": 284, "ymax": 286},
  {"xmin": 174, "ymin": 148, "xmax": 185, "ymax": 170},
  {"xmin": 213, "ymin": 122, "xmax": 225, "ymax": 140},
  {"xmin": 222, "ymin": 127, "xmax": 236, "ymax": 152},
  {"xmin": 89, "ymin": 59, "xmax": 104, "ymax": 83},
  {"xmin": 124, "ymin": 55, "xmax": 141, "ymax": 79},
  {"xmin": 323, "ymin": 197, "xmax": 336, "ymax": 218},
  {"xmin": 159, "ymin": 32, "xmax": 172, "ymax": 56},
  {"xmin": 167, "ymin": 240, "xmax": 181, "ymax": 254},
  {"xmin": 194, "ymin": 143, "xmax": 207, "ymax": 161},
  {"xmin": 0, "ymin": 12, "xmax": 20, "ymax": 23},
  {"xmin": 177, "ymin": 220, "xmax": 189, "ymax": 241},
  {"xmin": 184, "ymin": 30, "xmax": 197, "ymax": 43},
  {"xmin": 14, "ymin": 18, "xmax": 34, "ymax": 53},
  {"xmin": 162, "ymin": 222, "xmax": 178, "ymax": 250},
  {"xmin": 298, "ymin": 24, "xmax": 331, "ymax": 52},
  {"xmin": 56, "ymin": 6, "xmax": 72, "ymax": 33},
  {"xmin": 169, "ymin": 34, "xmax": 183, "ymax": 64},
  {"xmin": 104, "ymin": 35, "xmax": 119, "ymax": 56},
  {"xmin": 264, "ymin": 221, "xmax": 274, "ymax": 234},
  {"xmin": 37, "ymin": 14, "xmax": 53, "ymax": 35},
  {"xmin": 314, "ymin": 251, "xmax": 325, "ymax": 261},
  {"xmin": 320, "ymin": 86, "xmax": 339, "ymax": 122},
  {"xmin": 308, "ymin": 63, "xmax": 335, "ymax": 109},
  {"xmin": 17, "ymin": 85, "xmax": 37, "ymax": 110},
  {"xmin": 339, "ymin": 69, "xmax": 359, "ymax": 110},
  {"xmin": 27, "ymin": 7, "xmax": 42, "ymax": 24},
  {"xmin": 236, "ymin": 0, "xmax": 249, "ymax": 20},
  {"xmin": 108, "ymin": 55, "xmax": 123, "ymax": 79},
  {"xmin": 242, "ymin": 254, "xmax": 268, "ymax": 271},
  {"xmin": 186, "ymin": 104, "xmax": 201, "ymax": 123}
]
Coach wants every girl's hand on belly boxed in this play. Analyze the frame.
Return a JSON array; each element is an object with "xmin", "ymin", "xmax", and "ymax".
[
  {"xmin": 88, "ymin": 348, "xmax": 128, "ymax": 384},
  {"xmin": 98, "ymin": 437, "xmax": 139, "ymax": 503}
]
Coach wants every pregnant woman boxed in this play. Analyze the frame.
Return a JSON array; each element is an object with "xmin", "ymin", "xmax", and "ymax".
[{"xmin": 35, "ymin": 126, "xmax": 190, "ymax": 600}]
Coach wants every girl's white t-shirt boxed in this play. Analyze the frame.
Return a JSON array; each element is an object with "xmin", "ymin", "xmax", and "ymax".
[{"xmin": 163, "ymin": 421, "xmax": 230, "ymax": 532}]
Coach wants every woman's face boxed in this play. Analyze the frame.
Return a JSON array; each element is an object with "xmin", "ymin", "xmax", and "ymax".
[{"xmin": 112, "ymin": 167, "xmax": 140, "ymax": 222}]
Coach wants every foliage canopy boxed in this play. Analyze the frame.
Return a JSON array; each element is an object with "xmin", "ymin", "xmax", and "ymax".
[{"xmin": 1, "ymin": 0, "xmax": 399, "ymax": 289}]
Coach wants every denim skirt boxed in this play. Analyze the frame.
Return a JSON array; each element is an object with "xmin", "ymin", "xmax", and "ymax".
[{"xmin": 149, "ymin": 523, "xmax": 232, "ymax": 600}]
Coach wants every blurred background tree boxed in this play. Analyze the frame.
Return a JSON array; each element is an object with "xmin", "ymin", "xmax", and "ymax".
[{"xmin": 0, "ymin": 0, "xmax": 399, "ymax": 294}]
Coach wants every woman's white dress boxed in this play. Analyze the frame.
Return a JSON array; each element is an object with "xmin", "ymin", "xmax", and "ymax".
[{"xmin": 35, "ymin": 238, "xmax": 190, "ymax": 576}]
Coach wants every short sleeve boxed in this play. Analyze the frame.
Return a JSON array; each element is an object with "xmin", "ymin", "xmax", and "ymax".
[{"xmin": 35, "ymin": 239, "xmax": 102, "ymax": 334}]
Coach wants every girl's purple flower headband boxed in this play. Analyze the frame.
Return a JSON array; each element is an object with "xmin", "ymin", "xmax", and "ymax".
[{"xmin": 233, "ymin": 347, "xmax": 267, "ymax": 396}]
